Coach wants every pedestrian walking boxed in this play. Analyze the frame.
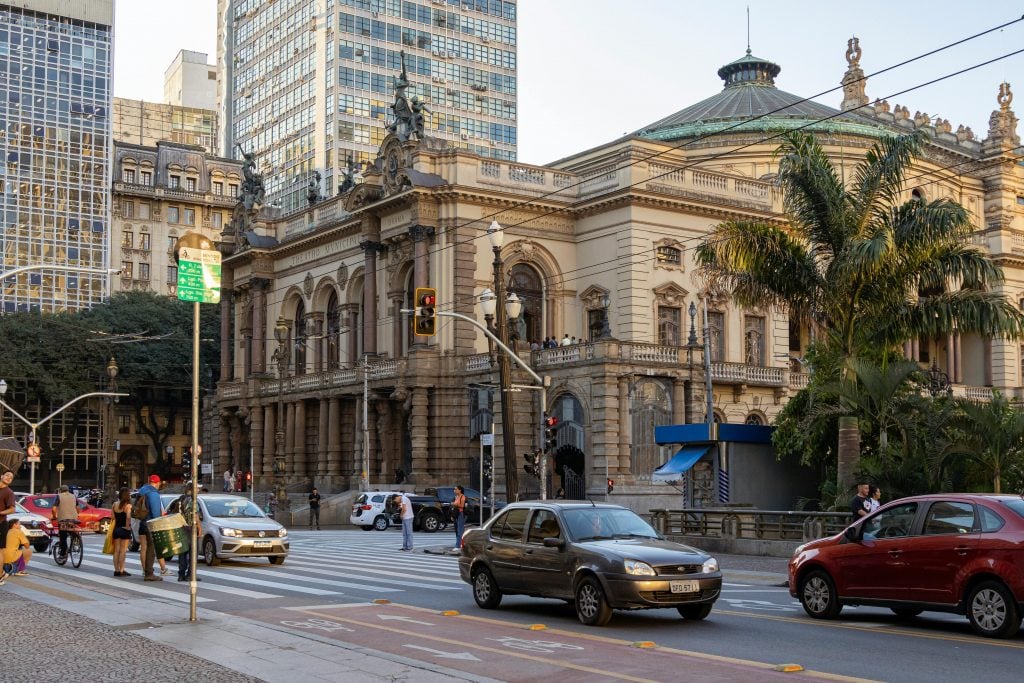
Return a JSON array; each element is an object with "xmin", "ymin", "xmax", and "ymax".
[
  {"xmin": 850, "ymin": 481, "xmax": 870, "ymax": 522},
  {"xmin": 308, "ymin": 487, "xmax": 322, "ymax": 530},
  {"xmin": 267, "ymin": 492, "xmax": 278, "ymax": 519},
  {"xmin": 223, "ymin": 468, "xmax": 233, "ymax": 492},
  {"xmin": 867, "ymin": 485, "xmax": 882, "ymax": 513},
  {"xmin": 452, "ymin": 485, "xmax": 467, "ymax": 550},
  {"xmin": 393, "ymin": 493, "xmax": 414, "ymax": 551},
  {"xmin": 111, "ymin": 487, "xmax": 133, "ymax": 577},
  {"xmin": 135, "ymin": 474, "xmax": 164, "ymax": 581},
  {"xmin": 3, "ymin": 518, "xmax": 31, "ymax": 577}
]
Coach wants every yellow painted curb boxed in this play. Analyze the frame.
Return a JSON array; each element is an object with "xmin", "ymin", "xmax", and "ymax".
[
  {"xmin": 773, "ymin": 664, "xmax": 805, "ymax": 673},
  {"xmin": 527, "ymin": 624, "xmax": 546, "ymax": 631},
  {"xmin": 441, "ymin": 610, "xmax": 460, "ymax": 616},
  {"xmin": 372, "ymin": 599, "xmax": 391, "ymax": 604},
  {"xmin": 632, "ymin": 641, "xmax": 657, "ymax": 649}
]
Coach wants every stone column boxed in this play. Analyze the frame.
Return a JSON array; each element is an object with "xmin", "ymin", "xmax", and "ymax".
[
  {"xmin": 911, "ymin": 339, "xmax": 920, "ymax": 362},
  {"xmin": 903, "ymin": 341, "xmax": 912, "ymax": 360},
  {"xmin": 308, "ymin": 314, "xmax": 324, "ymax": 373},
  {"xmin": 389, "ymin": 293, "xmax": 405, "ymax": 358},
  {"xmin": 671, "ymin": 377, "xmax": 685, "ymax": 425},
  {"xmin": 946, "ymin": 334, "xmax": 955, "ymax": 380},
  {"xmin": 294, "ymin": 399, "xmax": 307, "ymax": 478},
  {"xmin": 219, "ymin": 273, "xmax": 233, "ymax": 381},
  {"xmin": 240, "ymin": 327, "xmax": 252, "ymax": 380},
  {"xmin": 218, "ymin": 412, "xmax": 231, "ymax": 472},
  {"xmin": 250, "ymin": 403, "xmax": 264, "ymax": 481},
  {"xmin": 317, "ymin": 398, "xmax": 329, "ymax": 478},
  {"xmin": 617, "ymin": 376, "xmax": 631, "ymax": 469},
  {"xmin": 360, "ymin": 240, "xmax": 384, "ymax": 356},
  {"xmin": 327, "ymin": 397, "xmax": 341, "ymax": 477},
  {"xmin": 285, "ymin": 401, "xmax": 296, "ymax": 476},
  {"xmin": 954, "ymin": 332, "xmax": 963, "ymax": 383},
  {"xmin": 252, "ymin": 278, "xmax": 270, "ymax": 374},
  {"xmin": 410, "ymin": 387, "xmax": 429, "ymax": 479},
  {"xmin": 345, "ymin": 305, "xmax": 360, "ymax": 365},
  {"xmin": 262, "ymin": 404, "xmax": 275, "ymax": 476},
  {"xmin": 365, "ymin": 399, "xmax": 378, "ymax": 483}
]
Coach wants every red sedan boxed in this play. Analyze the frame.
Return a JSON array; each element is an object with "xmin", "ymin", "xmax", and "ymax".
[
  {"xmin": 17, "ymin": 494, "xmax": 113, "ymax": 534},
  {"xmin": 789, "ymin": 493, "xmax": 1024, "ymax": 638}
]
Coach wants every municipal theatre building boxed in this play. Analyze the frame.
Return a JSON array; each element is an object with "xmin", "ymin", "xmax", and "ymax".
[{"xmin": 210, "ymin": 41, "xmax": 1024, "ymax": 507}]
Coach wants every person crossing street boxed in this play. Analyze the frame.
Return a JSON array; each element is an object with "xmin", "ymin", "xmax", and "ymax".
[{"xmin": 308, "ymin": 488, "xmax": 321, "ymax": 530}]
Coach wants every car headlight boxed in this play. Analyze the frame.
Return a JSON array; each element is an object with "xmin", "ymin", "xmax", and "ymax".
[
  {"xmin": 624, "ymin": 559, "xmax": 655, "ymax": 576},
  {"xmin": 278, "ymin": 528, "xmax": 288, "ymax": 537},
  {"xmin": 222, "ymin": 528, "xmax": 240, "ymax": 537},
  {"xmin": 701, "ymin": 557, "xmax": 719, "ymax": 574}
]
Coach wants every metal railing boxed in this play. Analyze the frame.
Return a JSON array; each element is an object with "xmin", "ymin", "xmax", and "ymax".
[{"xmin": 648, "ymin": 507, "xmax": 851, "ymax": 542}]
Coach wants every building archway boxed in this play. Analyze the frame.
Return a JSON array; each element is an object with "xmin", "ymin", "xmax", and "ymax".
[
  {"xmin": 509, "ymin": 263, "xmax": 543, "ymax": 344},
  {"xmin": 631, "ymin": 378, "xmax": 672, "ymax": 481},
  {"xmin": 117, "ymin": 450, "xmax": 145, "ymax": 490},
  {"xmin": 550, "ymin": 393, "xmax": 586, "ymax": 497}
]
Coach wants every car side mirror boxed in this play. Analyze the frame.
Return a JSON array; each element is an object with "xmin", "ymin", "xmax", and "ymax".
[
  {"xmin": 542, "ymin": 536, "xmax": 565, "ymax": 548},
  {"xmin": 843, "ymin": 526, "xmax": 860, "ymax": 543}
]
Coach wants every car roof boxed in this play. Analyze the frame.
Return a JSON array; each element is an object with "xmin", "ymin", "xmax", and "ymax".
[
  {"xmin": 501, "ymin": 501, "xmax": 626, "ymax": 510},
  {"xmin": 889, "ymin": 493, "xmax": 1024, "ymax": 503}
]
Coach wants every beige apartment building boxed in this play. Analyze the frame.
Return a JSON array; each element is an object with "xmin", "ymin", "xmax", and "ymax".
[{"xmin": 211, "ymin": 42, "xmax": 1024, "ymax": 507}]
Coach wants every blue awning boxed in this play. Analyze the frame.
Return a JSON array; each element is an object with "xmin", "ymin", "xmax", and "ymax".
[{"xmin": 652, "ymin": 444, "xmax": 712, "ymax": 483}]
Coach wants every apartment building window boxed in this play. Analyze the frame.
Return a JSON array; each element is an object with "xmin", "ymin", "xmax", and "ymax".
[
  {"xmin": 707, "ymin": 311, "xmax": 725, "ymax": 362},
  {"xmin": 656, "ymin": 246, "xmax": 681, "ymax": 266},
  {"xmin": 138, "ymin": 203, "xmax": 150, "ymax": 219},
  {"xmin": 123, "ymin": 169, "xmax": 135, "ymax": 183},
  {"xmin": 118, "ymin": 415, "xmax": 131, "ymax": 433},
  {"xmin": 139, "ymin": 263, "xmax": 150, "ymax": 281},
  {"xmin": 170, "ymin": 175, "xmax": 181, "ymax": 189},
  {"xmin": 141, "ymin": 171, "xmax": 152, "ymax": 185},
  {"xmin": 213, "ymin": 181, "xmax": 223, "ymax": 195},
  {"xmin": 121, "ymin": 261, "xmax": 133, "ymax": 278},
  {"xmin": 167, "ymin": 236, "xmax": 177, "ymax": 252},
  {"xmin": 212, "ymin": 212, "xmax": 222, "ymax": 228},
  {"xmin": 744, "ymin": 315, "xmax": 766, "ymax": 366},
  {"xmin": 167, "ymin": 265, "xmax": 177, "ymax": 283},
  {"xmin": 122, "ymin": 231, "xmax": 133, "ymax": 248},
  {"xmin": 122, "ymin": 200, "xmax": 134, "ymax": 218},
  {"xmin": 140, "ymin": 233, "xmax": 150, "ymax": 251},
  {"xmin": 182, "ymin": 417, "xmax": 192, "ymax": 436},
  {"xmin": 184, "ymin": 208, "xmax": 195, "ymax": 225},
  {"xmin": 186, "ymin": 177, "xmax": 196, "ymax": 192},
  {"xmin": 229, "ymin": 183, "xmax": 239, "ymax": 196},
  {"xmin": 168, "ymin": 207, "xmax": 179, "ymax": 224},
  {"xmin": 658, "ymin": 306, "xmax": 681, "ymax": 346}
]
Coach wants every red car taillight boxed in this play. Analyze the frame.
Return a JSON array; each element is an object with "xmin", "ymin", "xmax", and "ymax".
[{"xmin": 361, "ymin": 504, "xmax": 372, "ymax": 510}]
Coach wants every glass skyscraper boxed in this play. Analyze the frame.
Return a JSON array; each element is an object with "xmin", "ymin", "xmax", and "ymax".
[
  {"xmin": 0, "ymin": 1, "xmax": 113, "ymax": 313},
  {"xmin": 221, "ymin": 0, "xmax": 517, "ymax": 212}
]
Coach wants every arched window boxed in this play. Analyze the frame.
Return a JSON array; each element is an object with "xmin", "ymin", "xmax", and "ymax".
[
  {"xmin": 509, "ymin": 263, "xmax": 543, "ymax": 344},
  {"xmin": 326, "ymin": 291, "xmax": 340, "ymax": 369},
  {"xmin": 744, "ymin": 413, "xmax": 765, "ymax": 425},
  {"xmin": 294, "ymin": 299, "xmax": 306, "ymax": 375}
]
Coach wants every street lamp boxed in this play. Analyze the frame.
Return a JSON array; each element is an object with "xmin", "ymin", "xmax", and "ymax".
[
  {"xmin": 272, "ymin": 317, "xmax": 290, "ymax": 477},
  {"xmin": 597, "ymin": 293, "xmax": 612, "ymax": 340},
  {"xmin": 926, "ymin": 361, "xmax": 953, "ymax": 397},
  {"xmin": 486, "ymin": 219, "xmax": 519, "ymax": 501},
  {"xmin": 101, "ymin": 358, "xmax": 119, "ymax": 496}
]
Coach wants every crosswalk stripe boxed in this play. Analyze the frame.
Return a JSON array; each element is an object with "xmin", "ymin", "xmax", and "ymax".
[
  {"xmin": 29, "ymin": 559, "xmax": 215, "ymax": 603},
  {"xmin": 75, "ymin": 558, "xmax": 279, "ymax": 599},
  {"xmin": 192, "ymin": 563, "xmax": 399, "ymax": 594},
  {"xmin": 287, "ymin": 547, "xmax": 460, "ymax": 575},
  {"xmin": 273, "ymin": 556, "xmax": 462, "ymax": 590}
]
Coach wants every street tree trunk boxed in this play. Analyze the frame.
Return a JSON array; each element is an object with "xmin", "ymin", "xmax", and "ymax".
[{"xmin": 837, "ymin": 416, "xmax": 860, "ymax": 495}]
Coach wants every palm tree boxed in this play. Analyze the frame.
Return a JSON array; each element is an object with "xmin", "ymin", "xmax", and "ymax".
[
  {"xmin": 696, "ymin": 131, "xmax": 1024, "ymax": 362},
  {"xmin": 947, "ymin": 392, "xmax": 1024, "ymax": 494},
  {"xmin": 697, "ymin": 131, "xmax": 1024, "ymax": 491}
]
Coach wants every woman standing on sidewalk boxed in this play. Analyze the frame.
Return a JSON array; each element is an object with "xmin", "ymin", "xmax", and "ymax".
[
  {"xmin": 111, "ymin": 487, "xmax": 133, "ymax": 577},
  {"xmin": 452, "ymin": 485, "xmax": 467, "ymax": 550}
]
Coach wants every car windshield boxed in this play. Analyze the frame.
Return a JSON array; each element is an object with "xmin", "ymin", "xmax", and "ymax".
[
  {"xmin": 14, "ymin": 503, "xmax": 29, "ymax": 514},
  {"xmin": 204, "ymin": 498, "xmax": 265, "ymax": 518},
  {"xmin": 563, "ymin": 508, "xmax": 658, "ymax": 541},
  {"xmin": 1000, "ymin": 498, "xmax": 1024, "ymax": 519}
]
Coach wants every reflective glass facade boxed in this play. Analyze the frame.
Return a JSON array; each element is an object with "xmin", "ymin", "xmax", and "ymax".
[
  {"xmin": 0, "ymin": 3, "xmax": 112, "ymax": 312},
  {"xmin": 226, "ymin": 0, "xmax": 516, "ymax": 212}
]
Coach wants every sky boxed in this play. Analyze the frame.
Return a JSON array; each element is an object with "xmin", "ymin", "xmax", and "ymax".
[{"xmin": 114, "ymin": 0, "xmax": 1024, "ymax": 166}]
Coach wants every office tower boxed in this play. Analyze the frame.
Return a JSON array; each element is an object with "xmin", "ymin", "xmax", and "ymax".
[
  {"xmin": 164, "ymin": 49, "xmax": 217, "ymax": 110},
  {"xmin": 219, "ymin": 0, "xmax": 517, "ymax": 212},
  {"xmin": 0, "ymin": 1, "xmax": 114, "ymax": 313}
]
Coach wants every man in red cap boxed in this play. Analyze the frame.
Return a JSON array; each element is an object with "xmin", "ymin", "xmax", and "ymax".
[{"xmin": 136, "ymin": 474, "xmax": 163, "ymax": 581}]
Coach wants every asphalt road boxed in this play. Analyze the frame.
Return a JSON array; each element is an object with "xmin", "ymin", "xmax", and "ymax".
[{"xmin": 31, "ymin": 529, "xmax": 1024, "ymax": 682}]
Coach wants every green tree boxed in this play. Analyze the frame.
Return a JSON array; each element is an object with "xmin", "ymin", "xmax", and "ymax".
[{"xmin": 946, "ymin": 392, "xmax": 1024, "ymax": 494}]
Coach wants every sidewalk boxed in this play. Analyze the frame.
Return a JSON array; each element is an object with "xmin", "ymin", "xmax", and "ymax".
[{"xmin": 5, "ymin": 577, "xmax": 494, "ymax": 683}]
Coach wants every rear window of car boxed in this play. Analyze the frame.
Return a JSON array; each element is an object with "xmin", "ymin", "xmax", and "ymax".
[
  {"xmin": 371, "ymin": 495, "xmax": 386, "ymax": 504},
  {"xmin": 1000, "ymin": 499, "xmax": 1024, "ymax": 520}
]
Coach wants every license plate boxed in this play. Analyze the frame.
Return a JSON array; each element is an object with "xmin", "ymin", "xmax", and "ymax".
[
  {"xmin": 253, "ymin": 541, "xmax": 272, "ymax": 549},
  {"xmin": 670, "ymin": 580, "xmax": 699, "ymax": 594}
]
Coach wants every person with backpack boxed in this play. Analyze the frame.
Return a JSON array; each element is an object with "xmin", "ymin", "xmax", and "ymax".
[{"xmin": 134, "ymin": 474, "xmax": 164, "ymax": 581}]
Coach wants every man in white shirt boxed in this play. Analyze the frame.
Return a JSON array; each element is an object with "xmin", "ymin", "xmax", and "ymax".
[
  {"xmin": 393, "ymin": 493, "xmax": 414, "ymax": 551},
  {"xmin": 560, "ymin": 334, "xmax": 571, "ymax": 346}
]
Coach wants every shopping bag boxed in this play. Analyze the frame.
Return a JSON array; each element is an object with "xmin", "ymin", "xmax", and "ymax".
[{"xmin": 101, "ymin": 520, "xmax": 115, "ymax": 555}]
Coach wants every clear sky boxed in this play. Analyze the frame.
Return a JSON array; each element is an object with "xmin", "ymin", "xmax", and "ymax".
[{"xmin": 114, "ymin": 0, "xmax": 1024, "ymax": 166}]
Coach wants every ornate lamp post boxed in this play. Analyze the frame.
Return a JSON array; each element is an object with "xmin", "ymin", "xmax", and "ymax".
[
  {"xmin": 926, "ymin": 361, "xmax": 953, "ymax": 397},
  {"xmin": 486, "ymin": 220, "xmax": 519, "ymax": 501},
  {"xmin": 272, "ymin": 317, "xmax": 290, "ymax": 476},
  {"xmin": 598, "ymin": 293, "xmax": 612, "ymax": 340},
  {"xmin": 102, "ymin": 358, "xmax": 119, "ymax": 502}
]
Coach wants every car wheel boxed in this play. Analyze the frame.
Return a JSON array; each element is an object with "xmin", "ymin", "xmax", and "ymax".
[
  {"xmin": 472, "ymin": 568, "xmax": 502, "ymax": 609},
  {"xmin": 361, "ymin": 525, "xmax": 373, "ymax": 531},
  {"xmin": 575, "ymin": 576, "xmax": 613, "ymax": 627},
  {"xmin": 202, "ymin": 537, "xmax": 220, "ymax": 567},
  {"xmin": 96, "ymin": 518, "xmax": 112, "ymax": 534},
  {"xmin": 373, "ymin": 515, "xmax": 389, "ymax": 531},
  {"xmin": 33, "ymin": 540, "xmax": 50, "ymax": 553},
  {"xmin": 420, "ymin": 512, "xmax": 442, "ymax": 533},
  {"xmin": 677, "ymin": 603, "xmax": 713, "ymax": 620},
  {"xmin": 269, "ymin": 556, "xmax": 285, "ymax": 565},
  {"xmin": 967, "ymin": 580, "xmax": 1021, "ymax": 639},
  {"xmin": 799, "ymin": 570, "xmax": 842, "ymax": 619},
  {"xmin": 891, "ymin": 607, "xmax": 923, "ymax": 618}
]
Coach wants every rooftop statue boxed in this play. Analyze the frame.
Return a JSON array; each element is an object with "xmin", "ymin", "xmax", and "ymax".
[
  {"xmin": 230, "ymin": 144, "xmax": 266, "ymax": 248},
  {"xmin": 386, "ymin": 50, "xmax": 428, "ymax": 141},
  {"xmin": 306, "ymin": 170, "xmax": 322, "ymax": 206}
]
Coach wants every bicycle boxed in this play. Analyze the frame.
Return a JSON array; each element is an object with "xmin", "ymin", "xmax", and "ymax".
[{"xmin": 48, "ymin": 520, "xmax": 84, "ymax": 568}]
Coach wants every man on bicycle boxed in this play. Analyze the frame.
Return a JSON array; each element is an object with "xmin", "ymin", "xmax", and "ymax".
[{"xmin": 52, "ymin": 485, "xmax": 79, "ymax": 555}]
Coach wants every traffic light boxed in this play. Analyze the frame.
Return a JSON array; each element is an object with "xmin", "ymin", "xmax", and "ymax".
[
  {"xmin": 607, "ymin": 478, "xmax": 615, "ymax": 495},
  {"xmin": 523, "ymin": 450, "xmax": 540, "ymax": 477},
  {"xmin": 414, "ymin": 287, "xmax": 437, "ymax": 336},
  {"xmin": 543, "ymin": 414, "xmax": 559, "ymax": 452},
  {"xmin": 181, "ymin": 447, "xmax": 191, "ymax": 474}
]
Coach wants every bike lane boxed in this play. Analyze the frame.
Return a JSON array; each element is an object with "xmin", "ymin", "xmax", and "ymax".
[{"xmin": 238, "ymin": 601, "xmax": 871, "ymax": 683}]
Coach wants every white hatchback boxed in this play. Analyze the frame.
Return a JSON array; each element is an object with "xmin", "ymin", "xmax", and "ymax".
[{"xmin": 350, "ymin": 491, "xmax": 401, "ymax": 531}]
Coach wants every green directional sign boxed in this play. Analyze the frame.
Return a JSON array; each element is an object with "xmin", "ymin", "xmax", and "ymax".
[{"xmin": 176, "ymin": 247, "xmax": 222, "ymax": 304}]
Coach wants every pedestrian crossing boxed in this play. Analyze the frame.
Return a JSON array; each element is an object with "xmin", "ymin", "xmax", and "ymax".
[{"xmin": 24, "ymin": 531, "xmax": 465, "ymax": 604}]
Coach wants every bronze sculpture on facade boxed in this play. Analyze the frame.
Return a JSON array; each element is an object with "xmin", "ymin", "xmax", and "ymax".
[
  {"xmin": 386, "ymin": 50, "xmax": 428, "ymax": 141},
  {"xmin": 230, "ymin": 144, "xmax": 267, "ymax": 248},
  {"xmin": 306, "ymin": 170, "xmax": 322, "ymax": 206}
]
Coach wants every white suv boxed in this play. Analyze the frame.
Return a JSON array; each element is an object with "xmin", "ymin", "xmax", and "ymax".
[{"xmin": 350, "ymin": 491, "xmax": 400, "ymax": 531}]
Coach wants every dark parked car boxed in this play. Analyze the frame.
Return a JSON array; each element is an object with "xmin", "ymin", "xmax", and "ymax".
[
  {"xmin": 789, "ymin": 494, "xmax": 1024, "ymax": 638},
  {"xmin": 459, "ymin": 501, "xmax": 722, "ymax": 626}
]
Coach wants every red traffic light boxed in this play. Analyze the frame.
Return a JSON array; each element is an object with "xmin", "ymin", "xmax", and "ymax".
[
  {"xmin": 420, "ymin": 293, "xmax": 436, "ymax": 306},
  {"xmin": 544, "ymin": 415, "xmax": 558, "ymax": 428}
]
